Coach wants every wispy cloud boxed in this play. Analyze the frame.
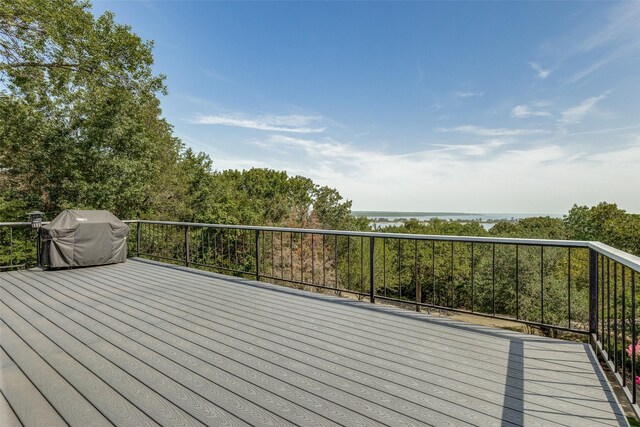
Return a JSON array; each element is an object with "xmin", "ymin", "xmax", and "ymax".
[
  {"xmin": 193, "ymin": 114, "xmax": 326, "ymax": 134},
  {"xmin": 575, "ymin": 2, "xmax": 640, "ymax": 55},
  {"xmin": 436, "ymin": 125, "xmax": 547, "ymax": 137},
  {"xmin": 548, "ymin": 2, "xmax": 640, "ymax": 83},
  {"xmin": 511, "ymin": 105, "xmax": 552, "ymax": 119},
  {"xmin": 429, "ymin": 139, "xmax": 508, "ymax": 156},
  {"xmin": 453, "ymin": 91, "xmax": 484, "ymax": 98},
  {"xmin": 558, "ymin": 91, "xmax": 609, "ymax": 124},
  {"xmin": 227, "ymin": 133, "xmax": 640, "ymax": 212},
  {"xmin": 529, "ymin": 62, "xmax": 551, "ymax": 79}
]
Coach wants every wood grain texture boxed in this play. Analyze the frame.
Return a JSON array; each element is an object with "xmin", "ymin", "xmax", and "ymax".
[
  {"xmin": 0, "ymin": 297, "xmax": 157, "ymax": 427},
  {"xmin": 66, "ymin": 264, "xmax": 616, "ymax": 426},
  {"xmin": 0, "ymin": 380, "xmax": 23, "ymax": 427},
  {"xmin": 0, "ymin": 259, "xmax": 630, "ymax": 427},
  {"xmin": 0, "ymin": 318, "xmax": 111, "ymax": 427},
  {"xmin": 1, "ymin": 281, "xmax": 204, "ymax": 427},
  {"xmin": 0, "ymin": 349, "xmax": 67, "ymax": 427}
]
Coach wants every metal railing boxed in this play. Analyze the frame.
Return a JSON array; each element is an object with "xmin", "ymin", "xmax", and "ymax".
[
  {"xmin": 0, "ymin": 222, "xmax": 41, "ymax": 271},
  {"xmin": 2, "ymin": 219, "xmax": 640, "ymax": 414}
]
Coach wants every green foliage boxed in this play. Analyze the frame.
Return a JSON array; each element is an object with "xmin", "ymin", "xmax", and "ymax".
[
  {"xmin": 381, "ymin": 218, "xmax": 489, "ymax": 236},
  {"xmin": 490, "ymin": 217, "xmax": 568, "ymax": 240},
  {"xmin": 0, "ymin": 0, "xmax": 358, "ymax": 230},
  {"xmin": 565, "ymin": 202, "xmax": 640, "ymax": 256},
  {"xmin": 1, "ymin": 0, "xmax": 175, "ymax": 220}
]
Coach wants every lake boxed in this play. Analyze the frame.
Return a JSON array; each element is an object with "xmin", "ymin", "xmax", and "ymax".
[{"xmin": 352, "ymin": 211, "xmax": 564, "ymax": 231}]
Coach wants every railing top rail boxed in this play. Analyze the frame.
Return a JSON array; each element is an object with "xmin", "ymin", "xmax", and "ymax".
[
  {"xmin": 588, "ymin": 241, "xmax": 640, "ymax": 273},
  {"xmin": 126, "ymin": 219, "xmax": 640, "ymax": 272},
  {"xmin": 0, "ymin": 222, "xmax": 51, "ymax": 227},
  {"xmin": 126, "ymin": 219, "xmax": 591, "ymax": 246}
]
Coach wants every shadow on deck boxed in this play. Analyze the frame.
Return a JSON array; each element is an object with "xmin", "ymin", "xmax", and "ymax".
[{"xmin": 0, "ymin": 258, "xmax": 629, "ymax": 426}]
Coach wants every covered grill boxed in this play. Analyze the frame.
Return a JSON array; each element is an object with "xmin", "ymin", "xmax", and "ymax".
[{"xmin": 41, "ymin": 210, "xmax": 130, "ymax": 268}]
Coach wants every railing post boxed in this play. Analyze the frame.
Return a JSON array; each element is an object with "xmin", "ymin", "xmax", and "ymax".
[
  {"xmin": 35, "ymin": 228, "xmax": 41, "ymax": 268},
  {"xmin": 255, "ymin": 230, "xmax": 261, "ymax": 281},
  {"xmin": 589, "ymin": 249, "xmax": 598, "ymax": 340},
  {"xmin": 184, "ymin": 225, "xmax": 190, "ymax": 267},
  {"xmin": 369, "ymin": 236, "xmax": 375, "ymax": 303},
  {"xmin": 136, "ymin": 222, "xmax": 141, "ymax": 257}
]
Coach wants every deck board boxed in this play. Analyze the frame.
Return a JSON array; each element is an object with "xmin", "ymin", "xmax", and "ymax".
[{"xmin": 0, "ymin": 258, "xmax": 629, "ymax": 426}]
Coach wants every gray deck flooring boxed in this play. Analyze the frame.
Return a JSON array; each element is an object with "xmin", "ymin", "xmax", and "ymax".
[{"xmin": 0, "ymin": 258, "xmax": 628, "ymax": 426}]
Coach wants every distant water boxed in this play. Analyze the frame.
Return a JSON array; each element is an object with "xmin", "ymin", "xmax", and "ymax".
[{"xmin": 353, "ymin": 211, "xmax": 564, "ymax": 231}]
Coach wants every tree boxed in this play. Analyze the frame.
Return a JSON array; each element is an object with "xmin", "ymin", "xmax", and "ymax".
[
  {"xmin": 0, "ymin": 0, "xmax": 174, "ymax": 220},
  {"xmin": 565, "ymin": 202, "xmax": 640, "ymax": 255},
  {"xmin": 490, "ymin": 217, "xmax": 567, "ymax": 240}
]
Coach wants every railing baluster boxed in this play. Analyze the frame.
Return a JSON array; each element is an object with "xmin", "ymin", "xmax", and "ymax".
[
  {"xmin": 601, "ymin": 254, "xmax": 605, "ymax": 346},
  {"xmin": 369, "ymin": 236, "xmax": 375, "ymax": 304},
  {"xmin": 450, "ymin": 242, "xmax": 454, "ymax": 308},
  {"xmin": 540, "ymin": 246, "xmax": 544, "ymax": 325},
  {"xmin": 415, "ymin": 239, "xmax": 420, "ymax": 311},
  {"xmin": 608, "ymin": 258, "xmax": 611, "ymax": 359},
  {"xmin": 184, "ymin": 225, "xmax": 190, "ymax": 267},
  {"xmin": 515, "ymin": 244, "xmax": 519, "ymax": 320},
  {"xmin": 311, "ymin": 233, "xmax": 315, "ymax": 284},
  {"xmin": 432, "ymin": 240, "xmax": 436, "ymax": 306},
  {"xmin": 334, "ymin": 235, "xmax": 338, "ymax": 291},
  {"xmin": 493, "ymin": 243, "xmax": 496, "ymax": 316},
  {"xmin": 347, "ymin": 236, "xmax": 351, "ymax": 291},
  {"xmin": 255, "ymin": 230, "xmax": 260, "ymax": 281},
  {"xmin": 614, "ymin": 262, "xmax": 618, "ymax": 372},
  {"xmin": 136, "ymin": 222, "xmax": 141, "ymax": 257},
  {"xmin": 322, "ymin": 234, "xmax": 326, "ymax": 286},
  {"xmin": 271, "ymin": 231, "xmax": 275, "ymax": 278},
  {"xmin": 398, "ymin": 239, "xmax": 402, "ymax": 299},
  {"xmin": 383, "ymin": 237, "xmax": 387, "ymax": 298},
  {"xmin": 360, "ymin": 237, "xmax": 363, "ymax": 294},
  {"xmin": 622, "ymin": 266, "xmax": 626, "ymax": 386},
  {"xmin": 568, "ymin": 247, "xmax": 571, "ymax": 329},
  {"xmin": 471, "ymin": 242, "xmax": 475, "ymax": 313},
  {"xmin": 588, "ymin": 249, "xmax": 598, "ymax": 340},
  {"xmin": 9, "ymin": 227, "xmax": 13, "ymax": 267},
  {"xmin": 281, "ymin": 232, "xmax": 284, "ymax": 279},
  {"xmin": 632, "ymin": 270, "xmax": 637, "ymax": 404}
]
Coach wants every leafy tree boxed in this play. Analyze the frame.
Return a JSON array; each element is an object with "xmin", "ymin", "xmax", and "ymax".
[
  {"xmin": 0, "ymin": 0, "xmax": 174, "ymax": 220},
  {"xmin": 490, "ymin": 217, "xmax": 567, "ymax": 240},
  {"xmin": 565, "ymin": 202, "xmax": 640, "ymax": 255}
]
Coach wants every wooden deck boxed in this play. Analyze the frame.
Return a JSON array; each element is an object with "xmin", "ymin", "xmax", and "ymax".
[{"xmin": 0, "ymin": 258, "xmax": 628, "ymax": 426}]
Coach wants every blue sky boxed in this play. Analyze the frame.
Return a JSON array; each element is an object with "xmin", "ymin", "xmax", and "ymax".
[{"xmin": 93, "ymin": 1, "xmax": 640, "ymax": 213}]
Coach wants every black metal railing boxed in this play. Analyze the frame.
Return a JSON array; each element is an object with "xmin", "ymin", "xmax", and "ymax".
[
  {"xmin": 0, "ymin": 222, "xmax": 40, "ymax": 271},
  {"xmin": 2, "ymin": 218, "xmax": 640, "ymax": 414},
  {"xmin": 131, "ymin": 221, "xmax": 595, "ymax": 329}
]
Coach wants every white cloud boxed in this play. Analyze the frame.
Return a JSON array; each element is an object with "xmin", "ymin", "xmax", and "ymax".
[
  {"xmin": 529, "ymin": 62, "xmax": 551, "ymax": 79},
  {"xmin": 453, "ymin": 91, "xmax": 484, "ymax": 98},
  {"xmin": 511, "ymin": 105, "xmax": 552, "ymax": 118},
  {"xmin": 558, "ymin": 92, "xmax": 609, "ymax": 124},
  {"xmin": 545, "ymin": 2, "xmax": 640, "ymax": 83},
  {"xmin": 215, "ymin": 134, "xmax": 640, "ymax": 212},
  {"xmin": 429, "ymin": 139, "xmax": 508, "ymax": 156},
  {"xmin": 576, "ymin": 2, "xmax": 640, "ymax": 54},
  {"xmin": 193, "ymin": 114, "xmax": 326, "ymax": 134},
  {"xmin": 436, "ymin": 125, "xmax": 547, "ymax": 137}
]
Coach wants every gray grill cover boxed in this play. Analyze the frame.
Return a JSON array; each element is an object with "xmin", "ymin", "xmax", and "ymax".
[{"xmin": 41, "ymin": 210, "xmax": 129, "ymax": 268}]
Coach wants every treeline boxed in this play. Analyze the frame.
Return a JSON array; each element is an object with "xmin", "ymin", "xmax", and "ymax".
[
  {"xmin": 0, "ymin": 0, "xmax": 365, "ymax": 231},
  {"xmin": 381, "ymin": 203, "xmax": 640, "ymax": 257}
]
